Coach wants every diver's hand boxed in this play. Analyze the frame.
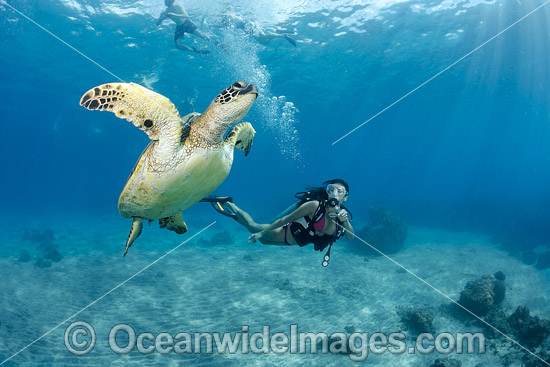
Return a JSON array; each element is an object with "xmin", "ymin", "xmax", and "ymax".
[
  {"xmin": 248, "ymin": 231, "xmax": 263, "ymax": 244},
  {"xmin": 337, "ymin": 209, "xmax": 349, "ymax": 222}
]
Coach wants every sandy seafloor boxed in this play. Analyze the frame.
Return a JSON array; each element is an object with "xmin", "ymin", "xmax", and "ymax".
[{"xmin": 0, "ymin": 211, "xmax": 548, "ymax": 366}]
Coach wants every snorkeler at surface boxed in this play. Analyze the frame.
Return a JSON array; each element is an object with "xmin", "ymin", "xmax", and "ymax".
[
  {"xmin": 204, "ymin": 180, "xmax": 353, "ymax": 266},
  {"xmin": 214, "ymin": 8, "xmax": 297, "ymax": 47},
  {"xmin": 156, "ymin": 0, "xmax": 219, "ymax": 54}
]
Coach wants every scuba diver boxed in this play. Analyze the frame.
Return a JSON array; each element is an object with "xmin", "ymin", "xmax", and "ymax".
[
  {"xmin": 202, "ymin": 179, "xmax": 354, "ymax": 266},
  {"xmin": 156, "ymin": 0, "xmax": 219, "ymax": 54}
]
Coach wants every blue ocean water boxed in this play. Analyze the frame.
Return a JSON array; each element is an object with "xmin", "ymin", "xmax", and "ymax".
[{"xmin": 1, "ymin": 0, "xmax": 549, "ymax": 366}]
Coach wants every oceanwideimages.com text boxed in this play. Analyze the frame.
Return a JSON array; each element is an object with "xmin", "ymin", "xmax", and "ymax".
[{"xmin": 65, "ymin": 322, "xmax": 486, "ymax": 362}]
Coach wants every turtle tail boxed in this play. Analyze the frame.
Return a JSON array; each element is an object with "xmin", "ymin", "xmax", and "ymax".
[
  {"xmin": 224, "ymin": 122, "xmax": 256, "ymax": 156},
  {"xmin": 124, "ymin": 218, "xmax": 143, "ymax": 256}
]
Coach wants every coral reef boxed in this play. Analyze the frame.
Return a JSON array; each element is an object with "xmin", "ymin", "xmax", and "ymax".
[
  {"xmin": 453, "ymin": 270, "xmax": 549, "ymax": 365},
  {"xmin": 20, "ymin": 228, "xmax": 63, "ymax": 267},
  {"xmin": 21, "ymin": 228, "xmax": 55, "ymax": 244},
  {"xmin": 34, "ymin": 258, "xmax": 52, "ymax": 269},
  {"xmin": 399, "ymin": 308, "xmax": 434, "ymax": 333},
  {"xmin": 507, "ymin": 306, "xmax": 550, "ymax": 348},
  {"xmin": 484, "ymin": 308, "xmax": 512, "ymax": 338},
  {"xmin": 18, "ymin": 250, "xmax": 31, "ymax": 263},
  {"xmin": 37, "ymin": 242, "xmax": 63, "ymax": 262},
  {"xmin": 492, "ymin": 271, "xmax": 506, "ymax": 304},
  {"xmin": 351, "ymin": 206, "xmax": 407, "ymax": 256},
  {"xmin": 457, "ymin": 272, "xmax": 506, "ymax": 317},
  {"xmin": 517, "ymin": 250, "xmax": 538, "ymax": 266},
  {"xmin": 522, "ymin": 346, "xmax": 550, "ymax": 367},
  {"xmin": 473, "ymin": 305, "xmax": 549, "ymax": 356},
  {"xmin": 517, "ymin": 250, "xmax": 550, "ymax": 269},
  {"xmin": 490, "ymin": 208, "xmax": 550, "ymax": 253}
]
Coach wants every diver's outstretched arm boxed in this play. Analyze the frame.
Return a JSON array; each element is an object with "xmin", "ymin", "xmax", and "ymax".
[{"xmin": 156, "ymin": 11, "xmax": 167, "ymax": 26}]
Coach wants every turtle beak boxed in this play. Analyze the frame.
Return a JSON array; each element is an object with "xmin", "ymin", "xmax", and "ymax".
[
  {"xmin": 231, "ymin": 81, "xmax": 257, "ymax": 97},
  {"xmin": 241, "ymin": 83, "xmax": 258, "ymax": 97}
]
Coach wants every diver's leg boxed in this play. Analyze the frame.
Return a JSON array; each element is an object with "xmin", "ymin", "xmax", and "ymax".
[
  {"xmin": 256, "ymin": 31, "xmax": 296, "ymax": 47},
  {"xmin": 225, "ymin": 203, "xmax": 298, "ymax": 246},
  {"xmin": 225, "ymin": 202, "xmax": 268, "ymax": 233},
  {"xmin": 258, "ymin": 226, "xmax": 295, "ymax": 246},
  {"xmin": 193, "ymin": 28, "xmax": 210, "ymax": 41},
  {"xmin": 254, "ymin": 32, "xmax": 274, "ymax": 45},
  {"xmin": 193, "ymin": 29, "xmax": 220, "ymax": 46},
  {"xmin": 174, "ymin": 26, "xmax": 187, "ymax": 50},
  {"xmin": 255, "ymin": 30, "xmax": 283, "ymax": 44},
  {"xmin": 175, "ymin": 39, "xmax": 194, "ymax": 52},
  {"xmin": 175, "ymin": 38, "xmax": 210, "ymax": 54}
]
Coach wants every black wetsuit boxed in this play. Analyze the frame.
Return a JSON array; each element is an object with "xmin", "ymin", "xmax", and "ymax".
[{"xmin": 283, "ymin": 201, "xmax": 344, "ymax": 251}]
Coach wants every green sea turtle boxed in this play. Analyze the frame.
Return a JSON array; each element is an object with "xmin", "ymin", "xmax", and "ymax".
[{"xmin": 80, "ymin": 81, "xmax": 257, "ymax": 255}]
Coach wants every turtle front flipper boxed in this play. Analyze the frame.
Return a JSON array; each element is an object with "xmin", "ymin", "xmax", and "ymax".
[
  {"xmin": 79, "ymin": 83, "xmax": 183, "ymax": 143},
  {"xmin": 224, "ymin": 122, "xmax": 256, "ymax": 156},
  {"xmin": 159, "ymin": 212, "xmax": 188, "ymax": 234},
  {"xmin": 124, "ymin": 218, "xmax": 143, "ymax": 256}
]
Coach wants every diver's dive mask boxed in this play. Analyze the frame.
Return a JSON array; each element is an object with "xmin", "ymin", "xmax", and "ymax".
[{"xmin": 326, "ymin": 184, "xmax": 347, "ymax": 198}]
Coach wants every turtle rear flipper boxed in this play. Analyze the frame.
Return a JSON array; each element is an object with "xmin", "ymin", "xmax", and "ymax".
[
  {"xmin": 159, "ymin": 212, "xmax": 188, "ymax": 234},
  {"xmin": 124, "ymin": 218, "xmax": 143, "ymax": 256},
  {"xmin": 79, "ymin": 83, "xmax": 183, "ymax": 143},
  {"xmin": 224, "ymin": 122, "xmax": 256, "ymax": 156}
]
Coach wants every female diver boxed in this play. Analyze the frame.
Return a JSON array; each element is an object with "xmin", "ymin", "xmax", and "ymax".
[{"xmin": 204, "ymin": 179, "xmax": 354, "ymax": 266}]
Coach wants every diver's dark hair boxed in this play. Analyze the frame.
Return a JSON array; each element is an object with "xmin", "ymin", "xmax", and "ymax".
[{"xmin": 294, "ymin": 179, "xmax": 350, "ymax": 206}]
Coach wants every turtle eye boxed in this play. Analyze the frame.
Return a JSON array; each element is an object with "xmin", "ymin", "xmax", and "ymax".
[{"xmin": 232, "ymin": 81, "xmax": 245, "ymax": 89}]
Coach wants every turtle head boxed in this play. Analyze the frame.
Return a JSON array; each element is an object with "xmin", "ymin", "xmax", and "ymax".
[{"xmin": 204, "ymin": 81, "xmax": 258, "ymax": 127}]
